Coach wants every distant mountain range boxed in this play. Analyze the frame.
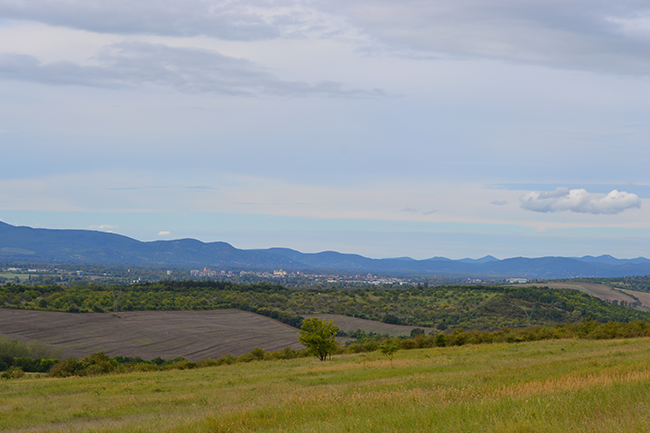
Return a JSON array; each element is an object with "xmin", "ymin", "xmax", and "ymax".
[{"xmin": 1, "ymin": 221, "xmax": 649, "ymax": 279}]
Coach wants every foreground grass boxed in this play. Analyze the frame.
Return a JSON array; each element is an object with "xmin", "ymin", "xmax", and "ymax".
[{"xmin": 2, "ymin": 338, "xmax": 650, "ymax": 432}]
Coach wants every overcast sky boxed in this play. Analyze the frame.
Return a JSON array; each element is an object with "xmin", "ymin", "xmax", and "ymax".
[{"xmin": 1, "ymin": 0, "xmax": 649, "ymax": 259}]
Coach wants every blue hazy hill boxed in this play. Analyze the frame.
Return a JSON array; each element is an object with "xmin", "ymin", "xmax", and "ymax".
[{"xmin": 1, "ymin": 222, "xmax": 649, "ymax": 278}]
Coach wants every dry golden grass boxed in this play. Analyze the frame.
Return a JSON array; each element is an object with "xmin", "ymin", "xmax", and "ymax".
[{"xmin": 2, "ymin": 338, "xmax": 650, "ymax": 432}]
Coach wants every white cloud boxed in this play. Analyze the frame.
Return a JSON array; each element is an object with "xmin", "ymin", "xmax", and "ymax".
[
  {"xmin": 519, "ymin": 187, "xmax": 641, "ymax": 215},
  {"xmin": 0, "ymin": 42, "xmax": 379, "ymax": 97},
  {"xmin": 158, "ymin": 230, "xmax": 170, "ymax": 235},
  {"xmin": 88, "ymin": 224, "xmax": 117, "ymax": 233}
]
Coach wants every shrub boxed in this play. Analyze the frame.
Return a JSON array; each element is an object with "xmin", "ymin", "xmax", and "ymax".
[
  {"xmin": 197, "ymin": 358, "xmax": 219, "ymax": 368},
  {"xmin": 215, "ymin": 354, "xmax": 237, "ymax": 366},
  {"xmin": 0, "ymin": 366, "xmax": 24, "ymax": 380},
  {"xmin": 271, "ymin": 347, "xmax": 300, "ymax": 360},
  {"xmin": 48, "ymin": 353, "xmax": 117, "ymax": 377},
  {"xmin": 237, "ymin": 353, "xmax": 255, "ymax": 363},
  {"xmin": 49, "ymin": 358, "xmax": 83, "ymax": 377},
  {"xmin": 131, "ymin": 363, "xmax": 160, "ymax": 372},
  {"xmin": 250, "ymin": 347, "xmax": 268, "ymax": 361},
  {"xmin": 173, "ymin": 360, "xmax": 199, "ymax": 370}
]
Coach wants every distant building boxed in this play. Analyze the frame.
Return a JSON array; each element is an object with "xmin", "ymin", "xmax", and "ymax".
[
  {"xmin": 191, "ymin": 268, "xmax": 218, "ymax": 277},
  {"xmin": 508, "ymin": 278, "xmax": 528, "ymax": 284}
]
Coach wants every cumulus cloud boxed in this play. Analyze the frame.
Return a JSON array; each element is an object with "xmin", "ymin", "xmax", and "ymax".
[
  {"xmin": 0, "ymin": 42, "xmax": 379, "ymax": 96},
  {"xmin": 519, "ymin": 187, "xmax": 641, "ymax": 215},
  {"xmin": 158, "ymin": 230, "xmax": 170, "ymax": 236},
  {"xmin": 89, "ymin": 224, "xmax": 118, "ymax": 231}
]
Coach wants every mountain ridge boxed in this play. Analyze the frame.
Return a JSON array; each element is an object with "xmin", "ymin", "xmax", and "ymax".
[{"xmin": 1, "ymin": 221, "xmax": 649, "ymax": 279}]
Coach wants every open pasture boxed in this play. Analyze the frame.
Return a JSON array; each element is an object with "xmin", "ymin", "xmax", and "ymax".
[
  {"xmin": 2, "ymin": 337, "xmax": 650, "ymax": 432},
  {"xmin": 0, "ymin": 309, "xmax": 302, "ymax": 360},
  {"xmin": 0, "ymin": 273, "xmax": 29, "ymax": 281}
]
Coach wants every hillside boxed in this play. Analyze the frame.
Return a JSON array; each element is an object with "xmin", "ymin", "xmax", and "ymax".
[
  {"xmin": 2, "ymin": 221, "xmax": 650, "ymax": 278},
  {"xmin": 3, "ymin": 338, "xmax": 650, "ymax": 432},
  {"xmin": 2, "ymin": 281, "xmax": 648, "ymax": 332}
]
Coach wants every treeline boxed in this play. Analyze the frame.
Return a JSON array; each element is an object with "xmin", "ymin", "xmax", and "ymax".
[
  {"xmin": 0, "ymin": 342, "xmax": 310, "ymax": 379},
  {"xmin": 0, "ymin": 336, "xmax": 61, "ymax": 379},
  {"xmin": 1, "ymin": 281, "xmax": 648, "ymax": 330},
  {"xmin": 344, "ymin": 319, "xmax": 650, "ymax": 353}
]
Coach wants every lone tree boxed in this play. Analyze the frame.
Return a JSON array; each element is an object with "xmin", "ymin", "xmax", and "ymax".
[
  {"xmin": 379, "ymin": 339, "xmax": 400, "ymax": 368},
  {"xmin": 299, "ymin": 318, "xmax": 339, "ymax": 361}
]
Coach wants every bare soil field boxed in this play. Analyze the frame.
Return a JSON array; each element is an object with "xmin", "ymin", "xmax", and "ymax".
[
  {"xmin": 522, "ymin": 282, "xmax": 636, "ymax": 304},
  {"xmin": 312, "ymin": 313, "xmax": 434, "ymax": 336},
  {"xmin": 0, "ymin": 309, "xmax": 302, "ymax": 360}
]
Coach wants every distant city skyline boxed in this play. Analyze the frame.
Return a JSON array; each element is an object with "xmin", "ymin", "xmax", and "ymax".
[{"xmin": 1, "ymin": 1, "xmax": 649, "ymax": 259}]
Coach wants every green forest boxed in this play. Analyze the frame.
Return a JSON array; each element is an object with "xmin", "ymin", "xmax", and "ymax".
[{"xmin": 1, "ymin": 281, "xmax": 647, "ymax": 330}]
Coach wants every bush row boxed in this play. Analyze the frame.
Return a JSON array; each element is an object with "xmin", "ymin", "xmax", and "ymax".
[
  {"xmin": 46, "ymin": 346, "xmax": 310, "ymax": 378},
  {"xmin": 342, "ymin": 319, "xmax": 650, "ymax": 353}
]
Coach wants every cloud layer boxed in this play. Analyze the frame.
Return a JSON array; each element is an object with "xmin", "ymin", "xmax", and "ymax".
[
  {"xmin": 0, "ymin": 0, "xmax": 355, "ymax": 40},
  {"xmin": 520, "ymin": 187, "xmax": 641, "ymax": 215},
  {"xmin": 0, "ymin": 0, "xmax": 282, "ymax": 40},
  {"xmin": 0, "ymin": 42, "xmax": 377, "ymax": 96},
  {"xmin": 3, "ymin": 0, "xmax": 649, "ymax": 75},
  {"xmin": 328, "ymin": 0, "xmax": 650, "ymax": 75}
]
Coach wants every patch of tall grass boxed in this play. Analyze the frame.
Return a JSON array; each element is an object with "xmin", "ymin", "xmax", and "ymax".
[{"xmin": 2, "ymin": 338, "xmax": 650, "ymax": 432}]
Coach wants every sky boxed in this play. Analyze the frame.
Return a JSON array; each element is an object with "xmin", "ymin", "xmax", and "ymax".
[{"xmin": 1, "ymin": 0, "xmax": 649, "ymax": 260}]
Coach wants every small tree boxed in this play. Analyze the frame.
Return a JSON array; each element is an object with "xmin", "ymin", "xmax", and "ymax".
[
  {"xmin": 299, "ymin": 318, "xmax": 339, "ymax": 361},
  {"xmin": 379, "ymin": 339, "xmax": 400, "ymax": 367}
]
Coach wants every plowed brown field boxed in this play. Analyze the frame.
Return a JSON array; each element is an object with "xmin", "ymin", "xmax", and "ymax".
[{"xmin": 0, "ymin": 309, "xmax": 302, "ymax": 360}]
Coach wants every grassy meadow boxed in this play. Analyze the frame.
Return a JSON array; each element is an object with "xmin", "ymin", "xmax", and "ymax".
[{"xmin": 2, "ymin": 338, "xmax": 650, "ymax": 432}]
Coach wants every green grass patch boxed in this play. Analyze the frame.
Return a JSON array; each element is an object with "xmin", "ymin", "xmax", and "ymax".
[
  {"xmin": 2, "ymin": 338, "xmax": 650, "ymax": 432},
  {"xmin": 0, "ymin": 273, "xmax": 29, "ymax": 281}
]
